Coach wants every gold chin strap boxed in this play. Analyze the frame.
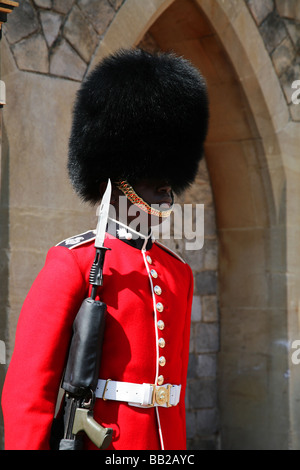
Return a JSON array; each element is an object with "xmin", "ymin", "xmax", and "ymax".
[{"xmin": 116, "ymin": 180, "xmax": 173, "ymax": 218}]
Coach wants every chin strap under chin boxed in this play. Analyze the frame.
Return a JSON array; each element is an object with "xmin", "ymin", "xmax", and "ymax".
[{"xmin": 116, "ymin": 180, "xmax": 173, "ymax": 218}]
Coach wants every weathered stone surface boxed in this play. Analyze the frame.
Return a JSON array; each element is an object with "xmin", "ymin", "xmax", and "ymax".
[
  {"xmin": 50, "ymin": 39, "xmax": 87, "ymax": 80},
  {"xmin": 188, "ymin": 378, "xmax": 217, "ymax": 408},
  {"xmin": 275, "ymin": 0, "xmax": 300, "ymax": 20},
  {"xmin": 271, "ymin": 37, "xmax": 296, "ymax": 76},
  {"xmin": 246, "ymin": 0, "xmax": 274, "ymax": 25},
  {"xmin": 197, "ymin": 408, "xmax": 219, "ymax": 435},
  {"xmin": 77, "ymin": 0, "xmax": 115, "ymax": 35},
  {"xmin": 186, "ymin": 412, "xmax": 196, "ymax": 439},
  {"xmin": 40, "ymin": 11, "xmax": 63, "ymax": 47},
  {"xmin": 195, "ymin": 323, "xmax": 219, "ymax": 353},
  {"xmin": 184, "ymin": 247, "xmax": 204, "ymax": 271},
  {"xmin": 202, "ymin": 295, "xmax": 218, "ymax": 322},
  {"xmin": 33, "ymin": 0, "xmax": 51, "ymax": 8},
  {"xmin": 290, "ymin": 102, "xmax": 300, "ymax": 122},
  {"xmin": 187, "ymin": 436, "xmax": 218, "ymax": 450},
  {"xmin": 259, "ymin": 12, "xmax": 287, "ymax": 53},
  {"xmin": 284, "ymin": 19, "xmax": 300, "ymax": 50},
  {"xmin": 196, "ymin": 270, "xmax": 217, "ymax": 295},
  {"xmin": 187, "ymin": 353, "xmax": 197, "ymax": 379},
  {"xmin": 12, "ymin": 34, "xmax": 49, "ymax": 73},
  {"xmin": 197, "ymin": 353, "xmax": 217, "ymax": 377},
  {"xmin": 4, "ymin": 0, "xmax": 39, "ymax": 44},
  {"xmin": 108, "ymin": 0, "xmax": 125, "ymax": 10},
  {"xmin": 52, "ymin": 0, "xmax": 75, "ymax": 14},
  {"xmin": 204, "ymin": 239, "xmax": 218, "ymax": 270},
  {"xmin": 191, "ymin": 296, "xmax": 202, "ymax": 322},
  {"xmin": 63, "ymin": 5, "xmax": 99, "ymax": 63}
]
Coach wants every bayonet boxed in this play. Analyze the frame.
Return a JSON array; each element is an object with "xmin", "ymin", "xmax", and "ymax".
[
  {"xmin": 95, "ymin": 179, "xmax": 112, "ymax": 248},
  {"xmin": 90, "ymin": 179, "xmax": 112, "ymax": 299}
]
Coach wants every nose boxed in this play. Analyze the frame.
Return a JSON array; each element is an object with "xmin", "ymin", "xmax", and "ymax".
[{"xmin": 157, "ymin": 184, "xmax": 172, "ymax": 194}]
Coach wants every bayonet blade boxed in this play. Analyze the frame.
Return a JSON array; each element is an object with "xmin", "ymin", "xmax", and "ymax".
[{"xmin": 95, "ymin": 179, "xmax": 111, "ymax": 248}]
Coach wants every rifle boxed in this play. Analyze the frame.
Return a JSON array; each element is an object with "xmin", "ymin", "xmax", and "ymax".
[{"xmin": 54, "ymin": 180, "xmax": 113, "ymax": 450}]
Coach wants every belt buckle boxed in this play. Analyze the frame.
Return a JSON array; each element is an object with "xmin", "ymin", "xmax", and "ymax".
[{"xmin": 151, "ymin": 384, "xmax": 172, "ymax": 407}]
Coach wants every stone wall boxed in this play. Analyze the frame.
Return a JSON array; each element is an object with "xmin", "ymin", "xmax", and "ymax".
[
  {"xmin": 246, "ymin": 0, "xmax": 300, "ymax": 121},
  {"xmin": 3, "ymin": 0, "xmax": 125, "ymax": 81}
]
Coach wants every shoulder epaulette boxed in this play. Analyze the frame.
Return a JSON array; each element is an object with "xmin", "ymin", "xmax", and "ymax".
[
  {"xmin": 155, "ymin": 240, "xmax": 186, "ymax": 264},
  {"xmin": 56, "ymin": 229, "xmax": 96, "ymax": 249}
]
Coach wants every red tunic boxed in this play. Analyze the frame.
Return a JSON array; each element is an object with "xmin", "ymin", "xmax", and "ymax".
[{"xmin": 2, "ymin": 224, "xmax": 193, "ymax": 450}]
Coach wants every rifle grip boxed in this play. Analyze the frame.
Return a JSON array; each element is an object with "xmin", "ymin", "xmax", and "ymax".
[{"xmin": 72, "ymin": 408, "xmax": 113, "ymax": 449}]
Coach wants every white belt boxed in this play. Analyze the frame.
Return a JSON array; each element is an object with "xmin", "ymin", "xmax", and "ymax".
[{"xmin": 95, "ymin": 379, "xmax": 181, "ymax": 408}]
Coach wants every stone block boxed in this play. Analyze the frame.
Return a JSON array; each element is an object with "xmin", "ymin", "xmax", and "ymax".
[
  {"xmin": 195, "ymin": 323, "xmax": 219, "ymax": 353},
  {"xmin": 52, "ymin": 0, "xmax": 75, "ymax": 14},
  {"xmin": 284, "ymin": 19, "xmax": 300, "ymax": 50},
  {"xmin": 203, "ymin": 207, "xmax": 217, "ymax": 237},
  {"xmin": 196, "ymin": 408, "xmax": 219, "ymax": 435},
  {"xmin": 63, "ymin": 5, "xmax": 99, "ymax": 63},
  {"xmin": 259, "ymin": 11, "xmax": 287, "ymax": 53},
  {"xmin": 187, "ymin": 378, "xmax": 217, "ymax": 409},
  {"xmin": 189, "ymin": 325, "xmax": 195, "ymax": 354},
  {"xmin": 77, "ymin": 0, "xmax": 115, "ymax": 35},
  {"xmin": 275, "ymin": 0, "xmax": 300, "ymax": 21},
  {"xmin": 246, "ymin": 0, "xmax": 274, "ymax": 25},
  {"xmin": 50, "ymin": 39, "xmax": 87, "ymax": 80},
  {"xmin": 191, "ymin": 295, "xmax": 202, "ymax": 322},
  {"xmin": 108, "ymin": 0, "xmax": 124, "ymax": 10},
  {"xmin": 41, "ymin": 11, "xmax": 63, "ymax": 48},
  {"xmin": 197, "ymin": 353, "xmax": 217, "ymax": 377},
  {"xmin": 195, "ymin": 270, "xmax": 217, "ymax": 295},
  {"xmin": 271, "ymin": 37, "xmax": 296, "ymax": 76},
  {"xmin": 202, "ymin": 295, "xmax": 218, "ymax": 322},
  {"xmin": 184, "ymin": 247, "xmax": 204, "ymax": 271},
  {"xmin": 12, "ymin": 34, "xmax": 49, "ymax": 74},
  {"xmin": 3, "ymin": 0, "xmax": 39, "ymax": 44},
  {"xmin": 33, "ymin": 0, "xmax": 52, "ymax": 8},
  {"xmin": 187, "ymin": 436, "xmax": 218, "ymax": 450},
  {"xmin": 186, "ymin": 411, "xmax": 197, "ymax": 439},
  {"xmin": 290, "ymin": 102, "xmax": 300, "ymax": 121},
  {"xmin": 203, "ymin": 238, "xmax": 218, "ymax": 270},
  {"xmin": 187, "ymin": 353, "xmax": 197, "ymax": 379}
]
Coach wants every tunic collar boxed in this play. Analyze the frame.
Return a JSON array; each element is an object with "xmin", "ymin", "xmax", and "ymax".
[{"xmin": 107, "ymin": 217, "xmax": 154, "ymax": 251}]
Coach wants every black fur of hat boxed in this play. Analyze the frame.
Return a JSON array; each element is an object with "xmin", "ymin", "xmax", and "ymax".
[{"xmin": 68, "ymin": 48, "xmax": 209, "ymax": 203}]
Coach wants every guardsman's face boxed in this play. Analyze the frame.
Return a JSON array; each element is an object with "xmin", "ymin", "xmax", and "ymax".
[
  {"xmin": 131, "ymin": 180, "xmax": 173, "ymax": 208},
  {"xmin": 105, "ymin": 180, "xmax": 173, "ymax": 230}
]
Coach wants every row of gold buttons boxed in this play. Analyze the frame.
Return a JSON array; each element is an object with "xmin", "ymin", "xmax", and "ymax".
[{"xmin": 146, "ymin": 254, "xmax": 166, "ymax": 386}]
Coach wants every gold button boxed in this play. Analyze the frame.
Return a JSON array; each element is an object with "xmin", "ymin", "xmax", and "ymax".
[
  {"xmin": 150, "ymin": 269, "xmax": 158, "ymax": 278},
  {"xmin": 154, "ymin": 285, "xmax": 162, "ymax": 295},
  {"xmin": 156, "ymin": 302, "xmax": 164, "ymax": 313},
  {"xmin": 158, "ymin": 338, "xmax": 165, "ymax": 348},
  {"xmin": 157, "ymin": 375, "xmax": 164, "ymax": 385},
  {"xmin": 157, "ymin": 320, "xmax": 165, "ymax": 330},
  {"xmin": 159, "ymin": 356, "xmax": 166, "ymax": 367},
  {"xmin": 146, "ymin": 255, "xmax": 152, "ymax": 264}
]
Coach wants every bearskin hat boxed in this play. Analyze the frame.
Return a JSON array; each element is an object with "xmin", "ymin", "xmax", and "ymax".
[{"xmin": 68, "ymin": 48, "xmax": 209, "ymax": 203}]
